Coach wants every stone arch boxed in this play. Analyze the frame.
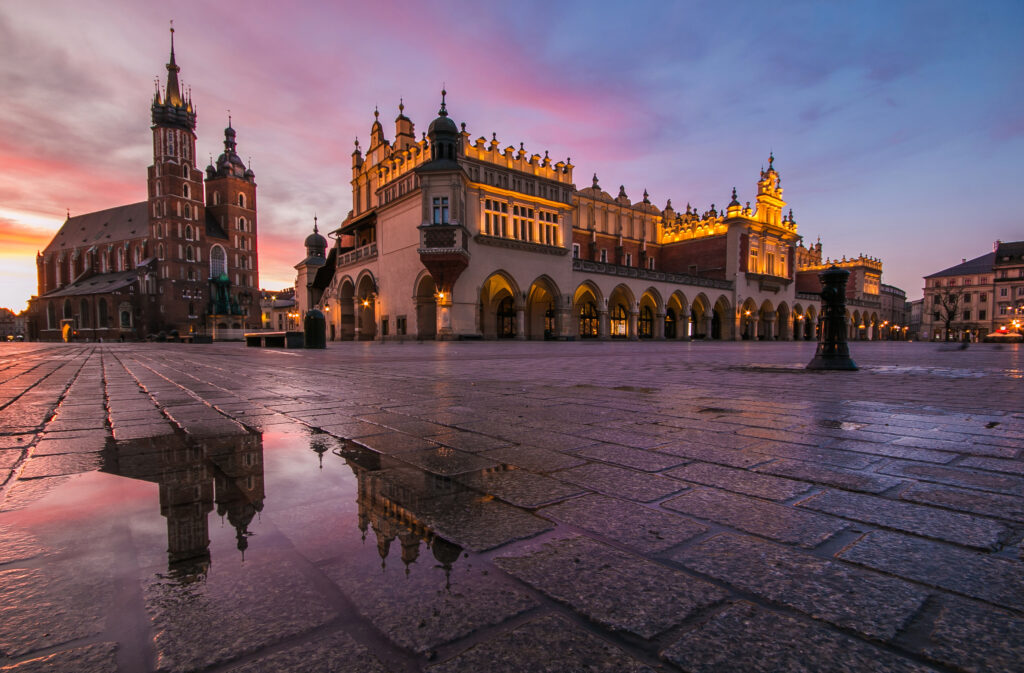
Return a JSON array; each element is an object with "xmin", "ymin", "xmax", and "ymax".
[
  {"xmin": 639, "ymin": 288, "xmax": 663, "ymax": 339},
  {"xmin": 355, "ymin": 271, "xmax": 378, "ymax": 341},
  {"xmin": 758, "ymin": 300, "xmax": 776, "ymax": 341},
  {"xmin": 777, "ymin": 301, "xmax": 791, "ymax": 341},
  {"xmin": 869, "ymin": 312, "xmax": 879, "ymax": 341},
  {"xmin": 740, "ymin": 298, "xmax": 759, "ymax": 340},
  {"xmin": 573, "ymin": 281, "xmax": 603, "ymax": 339},
  {"xmin": 526, "ymin": 275, "xmax": 561, "ymax": 340},
  {"xmin": 338, "ymin": 277, "xmax": 356, "ymax": 340},
  {"xmin": 414, "ymin": 271, "xmax": 437, "ymax": 340},
  {"xmin": 608, "ymin": 284, "xmax": 635, "ymax": 339},
  {"xmin": 691, "ymin": 293, "xmax": 712, "ymax": 339},
  {"xmin": 805, "ymin": 305, "xmax": 818, "ymax": 340},
  {"xmin": 479, "ymin": 270, "xmax": 522, "ymax": 339},
  {"xmin": 711, "ymin": 294, "xmax": 733, "ymax": 340},
  {"xmin": 666, "ymin": 291, "xmax": 689, "ymax": 340}
]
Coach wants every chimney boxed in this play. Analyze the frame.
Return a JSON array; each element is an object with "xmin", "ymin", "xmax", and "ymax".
[
  {"xmin": 994, "ymin": 239, "xmax": 1001, "ymax": 252},
  {"xmin": 962, "ymin": 258, "xmax": 967, "ymax": 263}
]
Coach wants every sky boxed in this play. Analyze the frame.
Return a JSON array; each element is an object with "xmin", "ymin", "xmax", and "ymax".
[{"xmin": 1, "ymin": 0, "xmax": 1022, "ymax": 312}]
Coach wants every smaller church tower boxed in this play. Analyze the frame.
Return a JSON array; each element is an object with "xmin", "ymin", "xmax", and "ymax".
[
  {"xmin": 205, "ymin": 120, "xmax": 259, "ymax": 328},
  {"xmin": 294, "ymin": 218, "xmax": 328, "ymax": 317}
]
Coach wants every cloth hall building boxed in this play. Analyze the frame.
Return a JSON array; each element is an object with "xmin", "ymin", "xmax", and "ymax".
[
  {"xmin": 27, "ymin": 31, "xmax": 260, "ymax": 342},
  {"xmin": 296, "ymin": 93, "xmax": 895, "ymax": 342}
]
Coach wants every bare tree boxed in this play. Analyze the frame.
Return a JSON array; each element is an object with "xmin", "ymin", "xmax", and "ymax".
[{"xmin": 934, "ymin": 289, "xmax": 963, "ymax": 341}]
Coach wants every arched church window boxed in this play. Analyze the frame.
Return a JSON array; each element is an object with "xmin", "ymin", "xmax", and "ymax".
[
  {"xmin": 98, "ymin": 299, "xmax": 108, "ymax": 327},
  {"xmin": 210, "ymin": 245, "xmax": 227, "ymax": 278},
  {"xmin": 238, "ymin": 217, "xmax": 246, "ymax": 232},
  {"xmin": 238, "ymin": 193, "xmax": 246, "ymax": 208},
  {"xmin": 183, "ymin": 184, "xmax": 190, "ymax": 199},
  {"xmin": 184, "ymin": 204, "xmax": 192, "ymax": 220},
  {"xmin": 157, "ymin": 244, "xmax": 164, "ymax": 260},
  {"xmin": 186, "ymin": 245, "xmax": 195, "ymax": 262},
  {"xmin": 63, "ymin": 299, "xmax": 72, "ymax": 319},
  {"xmin": 79, "ymin": 299, "xmax": 90, "ymax": 328},
  {"xmin": 183, "ymin": 165, "xmax": 189, "ymax": 178},
  {"xmin": 185, "ymin": 225, "xmax": 193, "ymax": 241},
  {"xmin": 213, "ymin": 191, "xmax": 221, "ymax": 205}
]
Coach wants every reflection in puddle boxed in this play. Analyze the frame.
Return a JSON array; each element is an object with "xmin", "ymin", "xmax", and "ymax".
[
  {"xmin": 101, "ymin": 433, "xmax": 265, "ymax": 580},
  {"xmin": 95, "ymin": 429, "xmax": 496, "ymax": 586}
]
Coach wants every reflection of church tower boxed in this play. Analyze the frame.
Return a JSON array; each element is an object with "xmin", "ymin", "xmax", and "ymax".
[
  {"xmin": 152, "ymin": 439, "xmax": 213, "ymax": 569},
  {"xmin": 211, "ymin": 434, "xmax": 266, "ymax": 557},
  {"xmin": 101, "ymin": 431, "xmax": 265, "ymax": 577}
]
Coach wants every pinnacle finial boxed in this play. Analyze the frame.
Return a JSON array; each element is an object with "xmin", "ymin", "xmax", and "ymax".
[
  {"xmin": 227, "ymin": 109, "xmax": 232, "ymax": 128},
  {"xmin": 399, "ymin": 97, "xmax": 404, "ymax": 114},
  {"xmin": 313, "ymin": 214, "xmax": 319, "ymax": 234},
  {"xmin": 439, "ymin": 86, "xmax": 448, "ymax": 116},
  {"xmin": 592, "ymin": 173, "xmax": 599, "ymax": 188},
  {"xmin": 373, "ymin": 106, "xmax": 379, "ymax": 120},
  {"xmin": 768, "ymin": 151, "xmax": 775, "ymax": 169}
]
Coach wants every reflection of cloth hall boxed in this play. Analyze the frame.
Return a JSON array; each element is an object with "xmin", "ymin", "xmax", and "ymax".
[
  {"xmin": 297, "ymin": 94, "xmax": 902, "ymax": 343},
  {"xmin": 339, "ymin": 443, "xmax": 481, "ymax": 583}
]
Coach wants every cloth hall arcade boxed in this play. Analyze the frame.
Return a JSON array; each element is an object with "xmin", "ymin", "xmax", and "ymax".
[{"xmin": 297, "ymin": 92, "xmax": 889, "ymax": 342}]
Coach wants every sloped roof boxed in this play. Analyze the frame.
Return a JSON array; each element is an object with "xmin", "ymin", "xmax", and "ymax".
[
  {"xmin": 43, "ymin": 203, "xmax": 149, "ymax": 255},
  {"xmin": 995, "ymin": 240, "xmax": 1024, "ymax": 264},
  {"xmin": 925, "ymin": 252, "xmax": 995, "ymax": 279},
  {"xmin": 40, "ymin": 270, "xmax": 139, "ymax": 298}
]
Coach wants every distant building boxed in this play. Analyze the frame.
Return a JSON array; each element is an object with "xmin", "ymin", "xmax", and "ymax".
[
  {"xmin": 0, "ymin": 308, "xmax": 27, "ymax": 340},
  {"xmin": 260, "ymin": 288, "xmax": 298, "ymax": 331},
  {"xmin": 26, "ymin": 29, "xmax": 259, "ymax": 342},
  {"xmin": 295, "ymin": 92, "xmax": 895, "ymax": 343},
  {"xmin": 920, "ymin": 241, "xmax": 1024, "ymax": 340}
]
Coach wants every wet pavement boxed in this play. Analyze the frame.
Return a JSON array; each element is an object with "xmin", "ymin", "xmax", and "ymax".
[{"xmin": 0, "ymin": 340, "xmax": 1021, "ymax": 672}]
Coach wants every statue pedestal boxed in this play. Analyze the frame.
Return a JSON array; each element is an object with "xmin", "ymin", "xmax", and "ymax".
[{"xmin": 807, "ymin": 266, "xmax": 858, "ymax": 371}]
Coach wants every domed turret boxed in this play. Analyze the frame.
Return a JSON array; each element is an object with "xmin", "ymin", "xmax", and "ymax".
[
  {"xmin": 426, "ymin": 89, "xmax": 459, "ymax": 162},
  {"xmin": 304, "ymin": 217, "xmax": 327, "ymax": 258}
]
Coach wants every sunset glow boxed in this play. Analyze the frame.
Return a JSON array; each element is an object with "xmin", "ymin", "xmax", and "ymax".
[{"xmin": 1, "ymin": 1, "xmax": 1022, "ymax": 312}]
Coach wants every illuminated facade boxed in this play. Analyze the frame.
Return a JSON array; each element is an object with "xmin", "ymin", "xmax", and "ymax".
[
  {"xmin": 921, "ymin": 240, "xmax": 1024, "ymax": 341},
  {"xmin": 27, "ymin": 30, "xmax": 259, "ymax": 341},
  {"xmin": 298, "ymin": 92, "xmax": 894, "ymax": 342}
]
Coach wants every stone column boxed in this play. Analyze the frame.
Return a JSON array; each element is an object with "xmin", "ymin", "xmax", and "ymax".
[
  {"xmin": 680, "ymin": 310, "xmax": 691, "ymax": 341},
  {"xmin": 705, "ymin": 315, "xmax": 714, "ymax": 340},
  {"xmin": 598, "ymin": 307, "xmax": 609, "ymax": 340},
  {"xmin": 557, "ymin": 303, "xmax": 572, "ymax": 340},
  {"xmin": 793, "ymin": 318, "xmax": 802, "ymax": 341},
  {"xmin": 655, "ymin": 311, "xmax": 666, "ymax": 340},
  {"xmin": 515, "ymin": 303, "xmax": 526, "ymax": 340},
  {"xmin": 628, "ymin": 309, "xmax": 639, "ymax": 341},
  {"xmin": 352, "ymin": 297, "xmax": 361, "ymax": 340}
]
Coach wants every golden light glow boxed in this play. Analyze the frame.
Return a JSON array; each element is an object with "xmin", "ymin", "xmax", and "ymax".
[
  {"xmin": 361, "ymin": 298, "xmax": 370, "ymax": 307},
  {"xmin": 436, "ymin": 291, "xmax": 445, "ymax": 301}
]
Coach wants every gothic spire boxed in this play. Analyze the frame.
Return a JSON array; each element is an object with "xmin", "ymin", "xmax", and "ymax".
[{"xmin": 165, "ymin": 22, "xmax": 183, "ymax": 107}]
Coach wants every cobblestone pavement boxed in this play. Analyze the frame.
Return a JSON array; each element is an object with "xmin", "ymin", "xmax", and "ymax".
[{"xmin": 0, "ymin": 341, "xmax": 1021, "ymax": 672}]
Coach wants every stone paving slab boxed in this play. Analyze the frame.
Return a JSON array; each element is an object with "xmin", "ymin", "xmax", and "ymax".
[
  {"xmin": 753, "ymin": 458, "xmax": 904, "ymax": 494},
  {"xmin": 539, "ymin": 493, "xmax": 707, "ymax": 554},
  {"xmin": 838, "ymin": 530, "xmax": 1024, "ymax": 610},
  {"xmin": 661, "ymin": 601, "xmax": 937, "ymax": 673},
  {"xmin": 797, "ymin": 489, "xmax": 1009, "ymax": 550},
  {"xmin": 143, "ymin": 556, "xmax": 338, "ymax": 673},
  {"xmin": 878, "ymin": 461, "xmax": 1024, "ymax": 495},
  {"xmin": 661, "ymin": 487, "xmax": 848, "ymax": 548},
  {"xmin": 428, "ymin": 613, "xmax": 655, "ymax": 673},
  {"xmin": 479, "ymin": 444, "xmax": 586, "ymax": 472},
  {"xmin": 457, "ymin": 469, "xmax": 585, "ymax": 508},
  {"xmin": 575, "ymin": 442, "xmax": 686, "ymax": 472},
  {"xmin": 495, "ymin": 535, "xmax": 726, "ymax": 639},
  {"xmin": 222, "ymin": 629, "xmax": 392, "ymax": 673},
  {"xmin": 323, "ymin": 547, "xmax": 537, "ymax": 656},
  {"xmin": 554, "ymin": 462, "xmax": 687, "ymax": 502},
  {"xmin": 665, "ymin": 461, "xmax": 815, "ymax": 501},
  {"xmin": 669, "ymin": 533, "xmax": 928, "ymax": 640},
  {"xmin": 899, "ymin": 482, "xmax": 1024, "ymax": 523},
  {"xmin": 911, "ymin": 594, "xmax": 1024, "ymax": 673},
  {"xmin": 0, "ymin": 642, "xmax": 118, "ymax": 673}
]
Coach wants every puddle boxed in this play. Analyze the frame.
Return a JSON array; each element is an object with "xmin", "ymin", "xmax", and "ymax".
[
  {"xmin": 0, "ymin": 427, "xmax": 546, "ymax": 669},
  {"xmin": 863, "ymin": 366, "xmax": 989, "ymax": 379}
]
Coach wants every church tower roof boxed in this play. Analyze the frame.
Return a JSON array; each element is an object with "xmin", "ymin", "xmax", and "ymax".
[{"xmin": 151, "ymin": 23, "xmax": 196, "ymax": 131}]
